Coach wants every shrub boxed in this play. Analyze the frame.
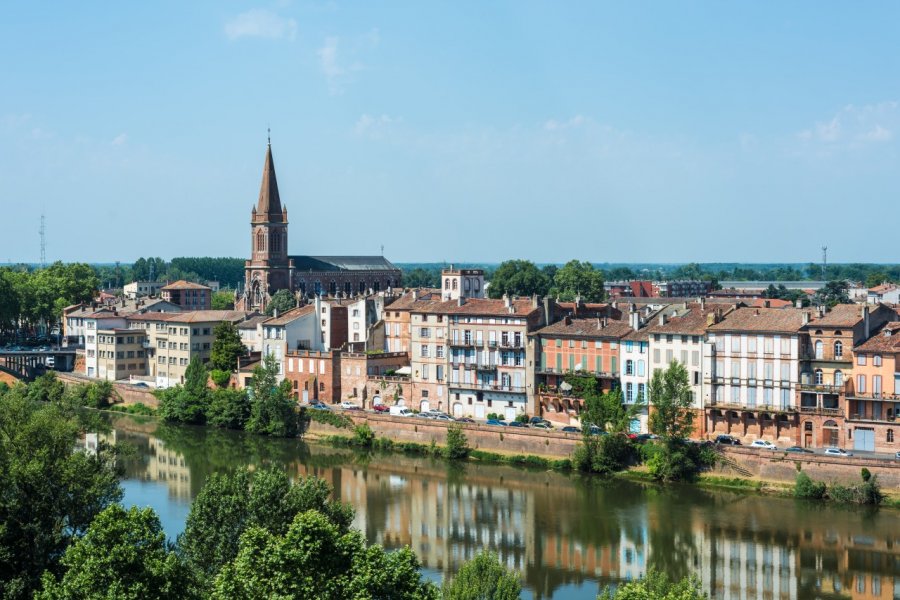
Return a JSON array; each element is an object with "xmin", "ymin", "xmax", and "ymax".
[
  {"xmin": 352, "ymin": 423, "xmax": 375, "ymax": 448},
  {"xmin": 599, "ymin": 570, "xmax": 706, "ymax": 599},
  {"xmin": 829, "ymin": 473, "xmax": 884, "ymax": 505},
  {"xmin": 515, "ymin": 413, "xmax": 529, "ymax": 423},
  {"xmin": 106, "ymin": 403, "xmax": 156, "ymax": 416},
  {"xmin": 486, "ymin": 413, "xmax": 501, "ymax": 421},
  {"xmin": 794, "ymin": 472, "xmax": 826, "ymax": 500},
  {"xmin": 209, "ymin": 369, "xmax": 232, "ymax": 388},
  {"xmin": 861, "ymin": 467, "xmax": 871, "ymax": 482},
  {"xmin": 307, "ymin": 409, "xmax": 353, "ymax": 430},
  {"xmin": 444, "ymin": 425, "xmax": 470, "ymax": 460}
]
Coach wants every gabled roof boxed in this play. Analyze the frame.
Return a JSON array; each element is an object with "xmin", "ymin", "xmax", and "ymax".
[
  {"xmin": 642, "ymin": 303, "xmax": 734, "ymax": 336},
  {"xmin": 266, "ymin": 305, "xmax": 315, "ymax": 326},
  {"xmin": 855, "ymin": 322, "xmax": 900, "ymax": 353},
  {"xmin": 384, "ymin": 290, "xmax": 441, "ymax": 312},
  {"xmin": 415, "ymin": 297, "xmax": 540, "ymax": 318},
  {"xmin": 254, "ymin": 143, "xmax": 284, "ymax": 222},
  {"xmin": 708, "ymin": 307, "xmax": 808, "ymax": 334},
  {"xmin": 290, "ymin": 255, "xmax": 398, "ymax": 272},
  {"xmin": 127, "ymin": 310, "xmax": 250, "ymax": 324},
  {"xmin": 806, "ymin": 304, "xmax": 865, "ymax": 328}
]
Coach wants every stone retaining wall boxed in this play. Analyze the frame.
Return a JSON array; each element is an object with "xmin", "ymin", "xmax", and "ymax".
[{"xmin": 56, "ymin": 372, "xmax": 159, "ymax": 408}]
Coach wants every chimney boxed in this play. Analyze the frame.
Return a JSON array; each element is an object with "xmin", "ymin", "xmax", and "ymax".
[
  {"xmin": 802, "ymin": 311, "xmax": 810, "ymax": 326},
  {"xmin": 795, "ymin": 298, "xmax": 803, "ymax": 308},
  {"xmin": 862, "ymin": 305, "xmax": 870, "ymax": 338},
  {"xmin": 412, "ymin": 290, "xmax": 419, "ymax": 301},
  {"xmin": 596, "ymin": 317, "xmax": 602, "ymax": 329},
  {"xmin": 763, "ymin": 300, "xmax": 770, "ymax": 308},
  {"xmin": 629, "ymin": 303, "xmax": 637, "ymax": 314},
  {"xmin": 659, "ymin": 313, "xmax": 668, "ymax": 326},
  {"xmin": 629, "ymin": 311, "xmax": 641, "ymax": 331},
  {"xmin": 503, "ymin": 294, "xmax": 511, "ymax": 309},
  {"xmin": 706, "ymin": 313, "xmax": 716, "ymax": 326},
  {"xmin": 564, "ymin": 316, "xmax": 571, "ymax": 325},
  {"xmin": 457, "ymin": 296, "xmax": 465, "ymax": 307},
  {"xmin": 611, "ymin": 300, "xmax": 618, "ymax": 310},
  {"xmin": 699, "ymin": 297, "xmax": 706, "ymax": 310},
  {"xmin": 532, "ymin": 294, "xmax": 538, "ymax": 309}
]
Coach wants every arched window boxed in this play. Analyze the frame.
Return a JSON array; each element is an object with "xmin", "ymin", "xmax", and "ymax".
[
  {"xmin": 270, "ymin": 230, "xmax": 279, "ymax": 252},
  {"xmin": 256, "ymin": 230, "xmax": 265, "ymax": 252},
  {"xmin": 834, "ymin": 370, "xmax": 843, "ymax": 386},
  {"xmin": 359, "ymin": 281, "xmax": 366, "ymax": 293},
  {"xmin": 814, "ymin": 369, "xmax": 823, "ymax": 385},
  {"xmin": 452, "ymin": 280, "xmax": 457, "ymax": 290},
  {"xmin": 834, "ymin": 340, "xmax": 843, "ymax": 359},
  {"xmin": 464, "ymin": 278, "xmax": 471, "ymax": 291},
  {"xmin": 814, "ymin": 340, "xmax": 823, "ymax": 359},
  {"xmin": 444, "ymin": 278, "xmax": 450, "ymax": 290}
]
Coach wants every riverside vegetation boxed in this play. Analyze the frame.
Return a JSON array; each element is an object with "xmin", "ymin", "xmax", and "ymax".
[{"xmin": 0, "ymin": 379, "xmax": 708, "ymax": 599}]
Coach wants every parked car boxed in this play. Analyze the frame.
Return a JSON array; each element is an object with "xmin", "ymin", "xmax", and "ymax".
[
  {"xmin": 823, "ymin": 447, "xmax": 853, "ymax": 457},
  {"xmin": 749, "ymin": 440, "xmax": 777, "ymax": 450},
  {"xmin": 561, "ymin": 426, "xmax": 580, "ymax": 433},
  {"xmin": 531, "ymin": 421, "xmax": 552, "ymax": 430},
  {"xmin": 310, "ymin": 402, "xmax": 330, "ymax": 411},
  {"xmin": 714, "ymin": 435, "xmax": 741, "ymax": 446},
  {"xmin": 340, "ymin": 401, "xmax": 361, "ymax": 410},
  {"xmin": 634, "ymin": 433, "xmax": 658, "ymax": 443},
  {"xmin": 785, "ymin": 446, "xmax": 813, "ymax": 454},
  {"xmin": 529, "ymin": 416, "xmax": 546, "ymax": 425},
  {"xmin": 432, "ymin": 413, "xmax": 454, "ymax": 422},
  {"xmin": 507, "ymin": 421, "xmax": 527, "ymax": 428},
  {"xmin": 485, "ymin": 419, "xmax": 507, "ymax": 426},
  {"xmin": 389, "ymin": 406, "xmax": 414, "ymax": 417},
  {"xmin": 373, "ymin": 404, "xmax": 390, "ymax": 413},
  {"xmin": 455, "ymin": 417, "xmax": 475, "ymax": 423},
  {"xmin": 132, "ymin": 382, "xmax": 150, "ymax": 389}
]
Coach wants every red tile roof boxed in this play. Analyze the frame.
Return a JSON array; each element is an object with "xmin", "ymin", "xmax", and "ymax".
[
  {"xmin": 161, "ymin": 280, "xmax": 211, "ymax": 291},
  {"xmin": 535, "ymin": 317, "xmax": 633, "ymax": 339},
  {"xmin": 707, "ymin": 307, "xmax": 808, "ymax": 334}
]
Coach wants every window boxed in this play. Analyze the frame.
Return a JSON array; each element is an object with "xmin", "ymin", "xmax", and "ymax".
[
  {"xmin": 764, "ymin": 337, "xmax": 774, "ymax": 354},
  {"xmin": 625, "ymin": 382, "xmax": 633, "ymax": 403},
  {"xmin": 748, "ymin": 336, "xmax": 757, "ymax": 353},
  {"xmin": 857, "ymin": 355, "xmax": 867, "ymax": 366},
  {"xmin": 834, "ymin": 370, "xmax": 843, "ymax": 386},
  {"xmin": 637, "ymin": 360, "xmax": 645, "ymax": 377},
  {"xmin": 420, "ymin": 344, "xmax": 429, "ymax": 358},
  {"xmin": 874, "ymin": 354, "xmax": 882, "ymax": 366},
  {"xmin": 420, "ymin": 327, "xmax": 430, "ymax": 337},
  {"xmin": 857, "ymin": 374, "xmax": 866, "ymax": 394},
  {"xmin": 834, "ymin": 340, "xmax": 843, "ymax": 358},
  {"xmin": 888, "ymin": 429, "xmax": 894, "ymax": 443},
  {"xmin": 625, "ymin": 360, "xmax": 634, "ymax": 376},
  {"xmin": 731, "ymin": 337, "xmax": 740, "ymax": 352},
  {"xmin": 436, "ymin": 345, "xmax": 444, "ymax": 358},
  {"xmin": 814, "ymin": 369, "xmax": 823, "ymax": 385},
  {"xmin": 637, "ymin": 383, "xmax": 645, "ymax": 403},
  {"xmin": 814, "ymin": 340, "xmax": 823, "ymax": 359}
]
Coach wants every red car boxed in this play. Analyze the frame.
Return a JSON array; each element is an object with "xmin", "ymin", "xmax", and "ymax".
[{"xmin": 373, "ymin": 404, "xmax": 390, "ymax": 413}]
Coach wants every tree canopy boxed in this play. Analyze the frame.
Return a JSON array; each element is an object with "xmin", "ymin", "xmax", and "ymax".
[
  {"xmin": 265, "ymin": 289, "xmax": 296, "ymax": 316},
  {"xmin": 487, "ymin": 260, "xmax": 551, "ymax": 298},
  {"xmin": 550, "ymin": 260, "xmax": 605, "ymax": 302},
  {"xmin": 441, "ymin": 551, "xmax": 521, "ymax": 600},
  {"xmin": 209, "ymin": 321, "xmax": 245, "ymax": 372}
]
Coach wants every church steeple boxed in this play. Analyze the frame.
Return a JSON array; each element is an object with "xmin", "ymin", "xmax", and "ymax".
[{"xmin": 254, "ymin": 138, "xmax": 284, "ymax": 222}]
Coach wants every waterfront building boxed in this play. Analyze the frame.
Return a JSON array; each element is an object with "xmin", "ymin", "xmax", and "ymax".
[
  {"xmin": 704, "ymin": 307, "xmax": 810, "ymax": 444},
  {"xmin": 382, "ymin": 289, "xmax": 441, "ymax": 355},
  {"xmin": 847, "ymin": 321, "xmax": 900, "ymax": 453}
]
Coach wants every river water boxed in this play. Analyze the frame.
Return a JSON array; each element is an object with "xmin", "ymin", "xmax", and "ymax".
[{"xmin": 109, "ymin": 416, "xmax": 899, "ymax": 600}]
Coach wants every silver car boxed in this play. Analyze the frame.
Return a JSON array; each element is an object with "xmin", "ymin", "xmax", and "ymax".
[{"xmin": 823, "ymin": 447, "xmax": 853, "ymax": 457}]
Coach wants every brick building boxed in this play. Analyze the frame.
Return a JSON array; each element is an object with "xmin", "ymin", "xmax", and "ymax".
[
  {"xmin": 847, "ymin": 321, "xmax": 900, "ymax": 453},
  {"xmin": 161, "ymin": 280, "xmax": 212, "ymax": 310}
]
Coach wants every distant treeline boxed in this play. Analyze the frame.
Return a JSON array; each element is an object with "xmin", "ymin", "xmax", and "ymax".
[
  {"xmin": 398, "ymin": 262, "xmax": 900, "ymax": 287},
  {"xmin": 90, "ymin": 257, "xmax": 246, "ymax": 289}
]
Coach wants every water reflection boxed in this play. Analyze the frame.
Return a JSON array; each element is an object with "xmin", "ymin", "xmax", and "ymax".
[{"xmin": 110, "ymin": 416, "xmax": 900, "ymax": 600}]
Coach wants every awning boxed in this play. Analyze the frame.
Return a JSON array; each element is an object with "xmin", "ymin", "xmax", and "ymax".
[{"xmin": 395, "ymin": 366, "xmax": 411, "ymax": 375}]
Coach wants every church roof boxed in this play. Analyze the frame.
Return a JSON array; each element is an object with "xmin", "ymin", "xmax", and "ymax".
[
  {"xmin": 254, "ymin": 143, "xmax": 284, "ymax": 222},
  {"xmin": 290, "ymin": 255, "xmax": 399, "ymax": 272}
]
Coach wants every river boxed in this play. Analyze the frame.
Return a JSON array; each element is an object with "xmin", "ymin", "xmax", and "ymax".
[{"xmin": 108, "ymin": 416, "xmax": 899, "ymax": 600}]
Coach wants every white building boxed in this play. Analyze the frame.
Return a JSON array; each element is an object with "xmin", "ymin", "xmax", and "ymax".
[
  {"xmin": 261, "ymin": 305, "xmax": 323, "ymax": 380},
  {"xmin": 83, "ymin": 313, "xmax": 127, "ymax": 379}
]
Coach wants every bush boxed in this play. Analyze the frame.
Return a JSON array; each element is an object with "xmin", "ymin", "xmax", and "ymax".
[
  {"xmin": 352, "ymin": 423, "xmax": 375, "ymax": 448},
  {"xmin": 106, "ymin": 403, "xmax": 156, "ymax": 416},
  {"xmin": 574, "ymin": 434, "xmax": 633, "ymax": 475},
  {"xmin": 599, "ymin": 570, "xmax": 706, "ymax": 599},
  {"xmin": 515, "ymin": 413, "xmax": 529, "ymax": 423},
  {"xmin": 209, "ymin": 369, "xmax": 232, "ymax": 388},
  {"xmin": 444, "ymin": 425, "xmax": 470, "ymax": 460},
  {"xmin": 861, "ymin": 467, "xmax": 871, "ymax": 482},
  {"xmin": 307, "ymin": 409, "xmax": 353, "ymax": 430},
  {"xmin": 486, "ymin": 412, "xmax": 501, "ymax": 421},
  {"xmin": 794, "ymin": 472, "xmax": 826, "ymax": 500},
  {"xmin": 829, "ymin": 473, "xmax": 884, "ymax": 505}
]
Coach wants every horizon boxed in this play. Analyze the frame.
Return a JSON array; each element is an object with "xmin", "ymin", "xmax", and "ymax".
[{"xmin": 2, "ymin": 2, "xmax": 900, "ymax": 264}]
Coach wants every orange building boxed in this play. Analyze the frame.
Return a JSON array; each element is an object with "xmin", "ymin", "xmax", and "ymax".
[
  {"xmin": 382, "ymin": 289, "xmax": 441, "ymax": 355},
  {"xmin": 847, "ymin": 321, "xmax": 900, "ymax": 453}
]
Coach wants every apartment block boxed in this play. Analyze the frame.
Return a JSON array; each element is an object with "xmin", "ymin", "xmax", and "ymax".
[
  {"xmin": 847, "ymin": 321, "xmax": 900, "ymax": 453},
  {"xmin": 94, "ymin": 328, "xmax": 148, "ymax": 381},
  {"xmin": 160, "ymin": 280, "xmax": 212, "ymax": 310},
  {"xmin": 382, "ymin": 289, "xmax": 441, "ymax": 355},
  {"xmin": 284, "ymin": 350, "xmax": 338, "ymax": 403}
]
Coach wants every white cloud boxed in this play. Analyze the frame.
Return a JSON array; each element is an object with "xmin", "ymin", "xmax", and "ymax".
[
  {"xmin": 797, "ymin": 102, "xmax": 897, "ymax": 147},
  {"xmin": 543, "ymin": 115, "xmax": 587, "ymax": 131},
  {"xmin": 111, "ymin": 133, "xmax": 127, "ymax": 146},
  {"xmin": 318, "ymin": 36, "xmax": 342, "ymax": 83},
  {"xmin": 316, "ymin": 31, "xmax": 379, "ymax": 95},
  {"xmin": 224, "ymin": 9, "xmax": 297, "ymax": 41},
  {"xmin": 354, "ymin": 114, "xmax": 399, "ymax": 138}
]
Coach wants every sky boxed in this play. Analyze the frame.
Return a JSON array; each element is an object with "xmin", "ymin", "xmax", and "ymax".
[{"xmin": 1, "ymin": 2, "xmax": 899, "ymax": 265}]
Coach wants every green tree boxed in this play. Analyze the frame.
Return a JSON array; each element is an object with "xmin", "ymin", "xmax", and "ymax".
[
  {"xmin": 442, "ymin": 550, "xmax": 521, "ymax": 600},
  {"xmin": 444, "ymin": 424, "xmax": 470, "ymax": 460},
  {"xmin": 37, "ymin": 505, "xmax": 196, "ymax": 600},
  {"xmin": 212, "ymin": 510, "xmax": 437, "ymax": 600},
  {"xmin": 180, "ymin": 468, "xmax": 353, "ymax": 585},
  {"xmin": 487, "ymin": 260, "xmax": 550, "ymax": 299},
  {"xmin": 581, "ymin": 388, "xmax": 642, "ymax": 434},
  {"xmin": 265, "ymin": 289, "xmax": 296, "ymax": 316},
  {"xmin": 246, "ymin": 354, "xmax": 299, "ymax": 437},
  {"xmin": 156, "ymin": 356, "xmax": 209, "ymax": 425},
  {"xmin": 648, "ymin": 361, "xmax": 694, "ymax": 442},
  {"xmin": 598, "ymin": 570, "xmax": 706, "ymax": 599},
  {"xmin": 0, "ymin": 269, "xmax": 20, "ymax": 335},
  {"xmin": 211, "ymin": 291, "xmax": 235, "ymax": 310},
  {"xmin": 813, "ymin": 280, "xmax": 850, "ymax": 308},
  {"xmin": 550, "ymin": 259, "xmax": 605, "ymax": 302},
  {"xmin": 0, "ymin": 390, "xmax": 121, "ymax": 598},
  {"xmin": 206, "ymin": 387, "xmax": 251, "ymax": 429},
  {"xmin": 209, "ymin": 321, "xmax": 245, "ymax": 372},
  {"xmin": 864, "ymin": 271, "xmax": 890, "ymax": 288}
]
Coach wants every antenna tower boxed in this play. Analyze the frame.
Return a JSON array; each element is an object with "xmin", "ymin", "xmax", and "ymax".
[
  {"xmin": 39, "ymin": 214, "xmax": 46, "ymax": 267},
  {"xmin": 821, "ymin": 246, "xmax": 827, "ymax": 280}
]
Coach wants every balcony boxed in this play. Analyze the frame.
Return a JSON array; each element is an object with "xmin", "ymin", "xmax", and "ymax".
[
  {"xmin": 847, "ymin": 391, "xmax": 900, "ymax": 401},
  {"xmin": 706, "ymin": 400, "xmax": 796, "ymax": 414},
  {"xmin": 498, "ymin": 340, "xmax": 524, "ymax": 349},
  {"xmin": 475, "ymin": 362, "xmax": 498, "ymax": 371},
  {"xmin": 798, "ymin": 405, "xmax": 843, "ymax": 416},
  {"xmin": 847, "ymin": 413, "xmax": 897, "ymax": 423},
  {"xmin": 799, "ymin": 383, "xmax": 845, "ymax": 394},
  {"xmin": 449, "ymin": 382, "xmax": 526, "ymax": 393},
  {"xmin": 449, "ymin": 339, "xmax": 476, "ymax": 348}
]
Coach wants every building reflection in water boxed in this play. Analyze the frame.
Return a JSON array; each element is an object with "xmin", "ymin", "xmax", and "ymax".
[{"xmin": 118, "ymin": 422, "xmax": 900, "ymax": 600}]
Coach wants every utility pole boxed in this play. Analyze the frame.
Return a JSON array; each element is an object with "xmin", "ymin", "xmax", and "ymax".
[
  {"xmin": 821, "ymin": 246, "xmax": 827, "ymax": 281},
  {"xmin": 39, "ymin": 214, "xmax": 46, "ymax": 268}
]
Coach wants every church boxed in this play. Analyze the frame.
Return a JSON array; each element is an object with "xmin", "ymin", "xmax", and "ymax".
[{"xmin": 236, "ymin": 141, "xmax": 401, "ymax": 312}]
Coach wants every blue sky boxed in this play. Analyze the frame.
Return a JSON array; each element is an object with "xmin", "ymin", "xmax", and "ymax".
[{"xmin": 2, "ymin": 2, "xmax": 899, "ymax": 264}]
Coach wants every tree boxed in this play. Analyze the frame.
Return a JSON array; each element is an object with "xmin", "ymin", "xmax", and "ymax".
[
  {"xmin": 442, "ymin": 550, "xmax": 521, "ymax": 600},
  {"xmin": 156, "ymin": 356, "xmax": 209, "ymax": 425},
  {"xmin": 37, "ymin": 505, "xmax": 196, "ymax": 600},
  {"xmin": 211, "ymin": 291, "xmax": 235, "ymax": 310},
  {"xmin": 212, "ymin": 510, "xmax": 438, "ymax": 600},
  {"xmin": 180, "ymin": 468, "xmax": 353, "ymax": 585},
  {"xmin": 206, "ymin": 388, "xmax": 251, "ymax": 429},
  {"xmin": 598, "ymin": 570, "xmax": 707, "ymax": 599},
  {"xmin": 444, "ymin": 424, "xmax": 470, "ymax": 460},
  {"xmin": 0, "ymin": 390, "xmax": 121, "ymax": 598},
  {"xmin": 551, "ymin": 260, "xmax": 605, "ymax": 302},
  {"xmin": 648, "ymin": 361, "xmax": 695, "ymax": 442},
  {"xmin": 403, "ymin": 267, "xmax": 440, "ymax": 288},
  {"xmin": 813, "ymin": 280, "xmax": 849, "ymax": 308},
  {"xmin": 265, "ymin": 289, "xmax": 296, "ymax": 316},
  {"xmin": 581, "ymin": 388, "xmax": 642, "ymax": 434},
  {"xmin": 209, "ymin": 321, "xmax": 245, "ymax": 372},
  {"xmin": 487, "ymin": 260, "xmax": 550, "ymax": 299},
  {"xmin": 246, "ymin": 354, "xmax": 299, "ymax": 437},
  {"xmin": 864, "ymin": 271, "xmax": 890, "ymax": 288}
]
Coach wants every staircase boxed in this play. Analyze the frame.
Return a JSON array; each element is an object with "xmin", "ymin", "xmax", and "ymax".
[{"xmin": 714, "ymin": 447, "xmax": 754, "ymax": 478}]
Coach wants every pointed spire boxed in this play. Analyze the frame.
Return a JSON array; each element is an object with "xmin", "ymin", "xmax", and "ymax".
[{"xmin": 255, "ymin": 138, "xmax": 283, "ymax": 222}]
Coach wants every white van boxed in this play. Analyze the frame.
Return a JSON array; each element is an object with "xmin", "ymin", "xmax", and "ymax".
[{"xmin": 389, "ymin": 406, "xmax": 414, "ymax": 417}]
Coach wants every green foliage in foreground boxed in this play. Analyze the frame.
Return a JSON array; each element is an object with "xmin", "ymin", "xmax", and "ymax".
[
  {"xmin": 307, "ymin": 407, "xmax": 355, "ymax": 430},
  {"xmin": 598, "ymin": 570, "xmax": 707, "ymax": 599},
  {"xmin": 37, "ymin": 505, "xmax": 195, "ymax": 600},
  {"xmin": 793, "ymin": 469, "xmax": 883, "ymax": 505},
  {"xmin": 573, "ymin": 433, "xmax": 634, "ymax": 475},
  {"xmin": 794, "ymin": 472, "xmax": 826, "ymax": 500},
  {"xmin": 444, "ymin": 424, "xmax": 470, "ymax": 460},
  {"xmin": 442, "ymin": 551, "xmax": 521, "ymax": 600}
]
